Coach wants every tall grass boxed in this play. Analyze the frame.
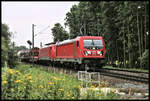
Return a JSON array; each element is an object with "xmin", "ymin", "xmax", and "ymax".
[{"xmin": 2, "ymin": 63, "xmax": 118, "ymax": 100}]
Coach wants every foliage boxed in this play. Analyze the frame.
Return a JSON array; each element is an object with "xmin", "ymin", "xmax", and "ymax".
[
  {"xmin": 2, "ymin": 63, "xmax": 118, "ymax": 100},
  {"xmin": 51, "ymin": 23, "xmax": 69, "ymax": 43},
  {"xmin": 1, "ymin": 23, "xmax": 11, "ymax": 67},
  {"xmin": 1, "ymin": 23, "xmax": 27, "ymax": 68},
  {"xmin": 15, "ymin": 45, "xmax": 28, "ymax": 52},
  {"xmin": 139, "ymin": 49, "xmax": 149, "ymax": 69},
  {"xmin": 64, "ymin": 1, "xmax": 149, "ymax": 68},
  {"xmin": 7, "ymin": 43, "xmax": 19, "ymax": 68}
]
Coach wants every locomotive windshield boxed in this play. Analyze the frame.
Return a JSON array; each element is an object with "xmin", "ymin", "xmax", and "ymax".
[
  {"xmin": 30, "ymin": 52, "xmax": 39, "ymax": 56},
  {"xmin": 84, "ymin": 39, "xmax": 103, "ymax": 49},
  {"xmin": 34, "ymin": 52, "xmax": 39, "ymax": 56}
]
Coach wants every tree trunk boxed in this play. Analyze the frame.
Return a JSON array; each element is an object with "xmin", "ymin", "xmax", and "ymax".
[
  {"xmin": 145, "ymin": 2, "xmax": 147, "ymax": 50},
  {"xmin": 131, "ymin": 26, "xmax": 134, "ymax": 67},
  {"xmin": 140, "ymin": 16, "xmax": 143, "ymax": 55},
  {"xmin": 123, "ymin": 21, "xmax": 126, "ymax": 68},
  {"xmin": 128, "ymin": 18, "xmax": 132, "ymax": 67},
  {"xmin": 107, "ymin": 48, "xmax": 110, "ymax": 65},
  {"xmin": 116, "ymin": 40, "xmax": 119, "ymax": 67},
  {"xmin": 137, "ymin": 8, "xmax": 142, "ymax": 68}
]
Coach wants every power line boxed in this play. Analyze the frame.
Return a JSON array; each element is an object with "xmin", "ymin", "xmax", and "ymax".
[{"xmin": 34, "ymin": 26, "xmax": 50, "ymax": 37}]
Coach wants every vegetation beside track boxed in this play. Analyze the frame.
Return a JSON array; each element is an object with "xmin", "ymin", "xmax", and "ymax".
[
  {"xmin": 2, "ymin": 63, "xmax": 118, "ymax": 100},
  {"xmin": 103, "ymin": 65, "xmax": 148, "ymax": 73}
]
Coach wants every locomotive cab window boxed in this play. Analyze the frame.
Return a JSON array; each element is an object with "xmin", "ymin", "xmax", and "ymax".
[{"xmin": 84, "ymin": 39, "xmax": 103, "ymax": 49}]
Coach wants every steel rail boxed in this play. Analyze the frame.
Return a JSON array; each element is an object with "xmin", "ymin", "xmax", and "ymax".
[{"xmin": 98, "ymin": 69, "xmax": 149, "ymax": 84}]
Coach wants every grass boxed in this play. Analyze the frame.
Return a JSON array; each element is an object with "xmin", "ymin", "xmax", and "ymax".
[
  {"xmin": 103, "ymin": 65, "xmax": 148, "ymax": 73},
  {"xmin": 2, "ymin": 63, "xmax": 118, "ymax": 100}
]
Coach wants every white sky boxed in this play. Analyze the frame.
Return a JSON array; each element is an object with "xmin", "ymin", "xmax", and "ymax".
[{"xmin": 2, "ymin": 1, "xmax": 79, "ymax": 48}]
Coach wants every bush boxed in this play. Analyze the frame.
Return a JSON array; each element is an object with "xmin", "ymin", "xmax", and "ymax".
[
  {"xmin": 7, "ymin": 48, "xmax": 19, "ymax": 68},
  {"xmin": 139, "ymin": 49, "xmax": 149, "ymax": 69}
]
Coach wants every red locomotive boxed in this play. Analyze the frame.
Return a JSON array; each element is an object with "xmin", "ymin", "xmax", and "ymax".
[
  {"xmin": 38, "ymin": 44, "xmax": 55, "ymax": 65},
  {"xmin": 20, "ymin": 36, "xmax": 106, "ymax": 70},
  {"xmin": 29, "ymin": 47, "xmax": 39, "ymax": 62},
  {"xmin": 20, "ymin": 47, "xmax": 39, "ymax": 63},
  {"xmin": 54, "ymin": 36, "xmax": 105, "ymax": 70}
]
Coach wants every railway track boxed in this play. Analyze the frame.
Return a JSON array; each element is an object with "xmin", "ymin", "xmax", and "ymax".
[
  {"xmin": 98, "ymin": 68, "xmax": 149, "ymax": 84},
  {"xmin": 24, "ymin": 62, "xmax": 149, "ymax": 84}
]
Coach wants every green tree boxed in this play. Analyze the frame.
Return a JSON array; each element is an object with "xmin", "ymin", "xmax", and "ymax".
[
  {"xmin": 64, "ymin": 1, "xmax": 149, "ymax": 68},
  {"xmin": 2, "ymin": 23, "xmax": 22, "ymax": 68},
  {"xmin": 139, "ymin": 49, "xmax": 149, "ymax": 69},
  {"xmin": 15, "ymin": 45, "xmax": 28, "ymax": 52},
  {"xmin": 51, "ymin": 23, "xmax": 69, "ymax": 43},
  {"xmin": 2, "ymin": 23, "xmax": 11, "ymax": 67}
]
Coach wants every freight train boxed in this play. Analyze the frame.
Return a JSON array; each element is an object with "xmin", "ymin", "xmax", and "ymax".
[{"xmin": 19, "ymin": 36, "xmax": 106, "ymax": 71}]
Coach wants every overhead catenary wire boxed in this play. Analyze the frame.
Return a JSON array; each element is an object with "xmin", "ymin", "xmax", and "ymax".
[{"xmin": 34, "ymin": 26, "xmax": 50, "ymax": 37}]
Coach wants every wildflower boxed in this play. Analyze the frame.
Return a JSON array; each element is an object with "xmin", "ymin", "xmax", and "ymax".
[
  {"xmin": 39, "ymin": 85, "xmax": 43, "ymax": 88},
  {"xmin": 58, "ymin": 88, "xmax": 63, "ymax": 91},
  {"xmin": 16, "ymin": 70, "xmax": 21, "ymax": 75},
  {"xmin": 51, "ymin": 76, "xmax": 59, "ymax": 80},
  {"xmin": 55, "ymin": 77, "xmax": 59, "ymax": 80},
  {"xmin": 9, "ymin": 69, "xmax": 14, "ymax": 74},
  {"xmin": 3, "ymin": 81, "xmax": 8, "ymax": 84},
  {"xmin": 88, "ymin": 88, "xmax": 91, "ymax": 90},
  {"xmin": 15, "ymin": 80, "xmax": 22, "ymax": 83},
  {"xmin": 93, "ymin": 88, "xmax": 97, "ymax": 92},
  {"xmin": 66, "ymin": 92, "xmax": 70, "ymax": 96},
  {"xmin": 78, "ymin": 85, "xmax": 81, "ymax": 89},
  {"xmin": 91, "ymin": 85, "xmax": 95, "ymax": 88},
  {"xmin": 48, "ymin": 82, "xmax": 54, "ymax": 85},
  {"xmin": 96, "ymin": 94, "xmax": 99, "ymax": 96},
  {"xmin": 28, "ymin": 76, "xmax": 32, "ymax": 79},
  {"xmin": 15, "ymin": 70, "xmax": 20, "ymax": 73},
  {"xmin": 24, "ymin": 74, "xmax": 28, "ymax": 77},
  {"xmin": 29, "ymin": 80, "xmax": 33, "ymax": 83}
]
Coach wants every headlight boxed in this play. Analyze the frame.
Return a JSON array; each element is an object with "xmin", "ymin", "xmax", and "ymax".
[
  {"xmin": 84, "ymin": 51, "xmax": 91, "ymax": 56},
  {"xmin": 84, "ymin": 51, "xmax": 88, "ymax": 56},
  {"xmin": 97, "ymin": 51, "xmax": 102, "ymax": 56},
  {"xmin": 97, "ymin": 51, "xmax": 101, "ymax": 54},
  {"xmin": 93, "ymin": 47, "xmax": 95, "ymax": 49},
  {"xmin": 87, "ymin": 51, "xmax": 91, "ymax": 54}
]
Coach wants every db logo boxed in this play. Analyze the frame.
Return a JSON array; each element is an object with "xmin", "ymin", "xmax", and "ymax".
[{"xmin": 92, "ymin": 51, "xmax": 96, "ymax": 55}]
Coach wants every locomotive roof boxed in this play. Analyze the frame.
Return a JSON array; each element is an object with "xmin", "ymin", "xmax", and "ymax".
[
  {"xmin": 56, "ymin": 36, "xmax": 103, "ymax": 46},
  {"xmin": 56, "ymin": 36, "xmax": 80, "ymax": 46},
  {"xmin": 39, "ymin": 43, "xmax": 55, "ymax": 49}
]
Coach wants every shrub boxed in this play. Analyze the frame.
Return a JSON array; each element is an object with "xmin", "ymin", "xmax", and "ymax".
[{"xmin": 139, "ymin": 49, "xmax": 149, "ymax": 69}]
